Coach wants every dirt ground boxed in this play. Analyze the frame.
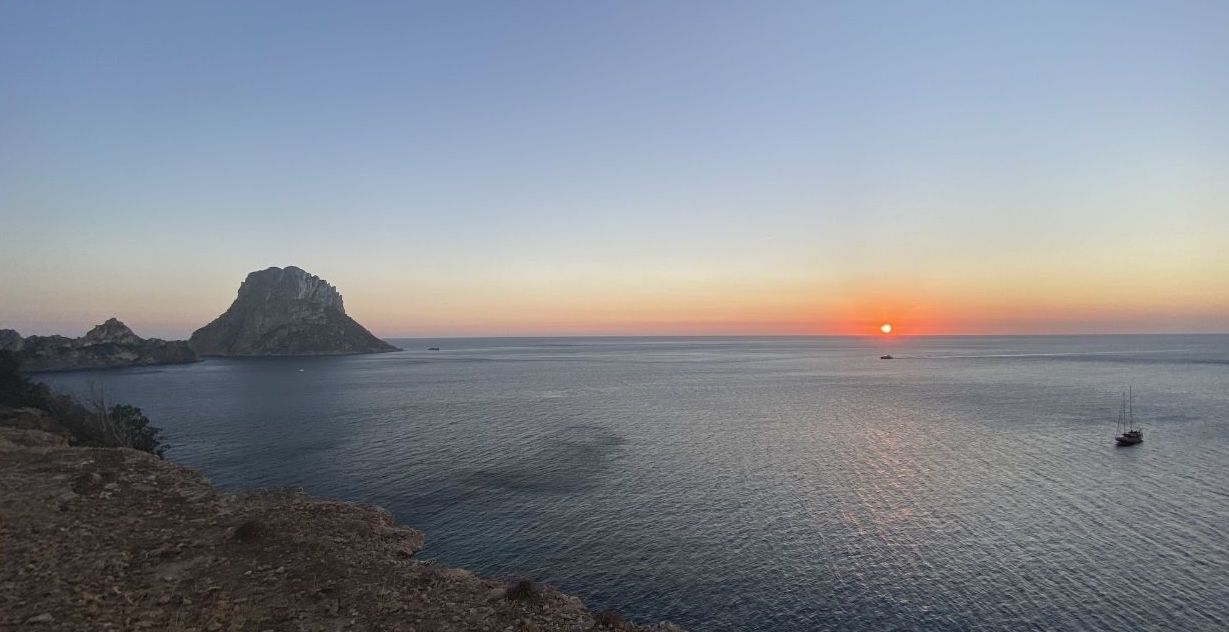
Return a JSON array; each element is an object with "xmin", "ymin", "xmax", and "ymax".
[{"xmin": 0, "ymin": 427, "xmax": 682, "ymax": 631}]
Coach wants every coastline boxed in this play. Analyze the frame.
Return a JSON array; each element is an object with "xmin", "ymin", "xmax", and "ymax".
[{"xmin": 0, "ymin": 426, "xmax": 682, "ymax": 631}]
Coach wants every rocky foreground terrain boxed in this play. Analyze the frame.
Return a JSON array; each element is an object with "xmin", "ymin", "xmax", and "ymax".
[
  {"xmin": 190, "ymin": 266, "xmax": 399, "ymax": 356},
  {"xmin": 0, "ymin": 318, "xmax": 197, "ymax": 372},
  {"xmin": 0, "ymin": 426, "xmax": 681, "ymax": 631}
]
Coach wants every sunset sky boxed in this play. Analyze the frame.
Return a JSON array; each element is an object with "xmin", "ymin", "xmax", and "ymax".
[{"xmin": 2, "ymin": 1, "xmax": 1227, "ymax": 338}]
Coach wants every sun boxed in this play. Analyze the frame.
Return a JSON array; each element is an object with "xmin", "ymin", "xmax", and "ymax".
[{"xmin": 880, "ymin": 323, "xmax": 893, "ymax": 334}]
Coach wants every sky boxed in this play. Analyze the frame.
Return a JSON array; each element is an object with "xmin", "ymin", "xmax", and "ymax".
[{"xmin": 2, "ymin": 1, "xmax": 1227, "ymax": 338}]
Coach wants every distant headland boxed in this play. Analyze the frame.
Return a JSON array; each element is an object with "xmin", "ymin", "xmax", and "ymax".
[
  {"xmin": 0, "ymin": 318, "xmax": 196, "ymax": 373},
  {"xmin": 1, "ymin": 266, "xmax": 399, "ymax": 371}
]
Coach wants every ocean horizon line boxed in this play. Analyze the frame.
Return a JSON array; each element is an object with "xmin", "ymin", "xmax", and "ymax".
[{"xmin": 379, "ymin": 331, "xmax": 1229, "ymax": 340}]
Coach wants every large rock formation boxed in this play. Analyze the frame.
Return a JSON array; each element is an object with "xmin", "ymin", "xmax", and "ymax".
[
  {"xmin": 189, "ymin": 266, "xmax": 399, "ymax": 356},
  {"xmin": 6, "ymin": 319, "xmax": 198, "ymax": 373}
]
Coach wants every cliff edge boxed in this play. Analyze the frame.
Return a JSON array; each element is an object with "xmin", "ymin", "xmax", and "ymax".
[
  {"xmin": 190, "ymin": 266, "xmax": 399, "ymax": 356},
  {"xmin": 0, "ymin": 427, "xmax": 681, "ymax": 631}
]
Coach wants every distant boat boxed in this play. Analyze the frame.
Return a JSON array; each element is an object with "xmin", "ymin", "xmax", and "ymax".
[
  {"xmin": 427, "ymin": 347, "xmax": 440, "ymax": 351},
  {"xmin": 1114, "ymin": 388, "xmax": 1144, "ymax": 447},
  {"xmin": 880, "ymin": 354, "xmax": 894, "ymax": 360}
]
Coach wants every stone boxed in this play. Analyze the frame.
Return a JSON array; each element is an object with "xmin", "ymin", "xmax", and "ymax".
[
  {"xmin": 0, "ymin": 426, "xmax": 69, "ymax": 448},
  {"xmin": 188, "ymin": 266, "xmax": 399, "ymax": 356},
  {"xmin": 0, "ymin": 328, "xmax": 23, "ymax": 352},
  {"xmin": 0, "ymin": 407, "xmax": 67, "ymax": 434},
  {"xmin": 82, "ymin": 318, "xmax": 144, "ymax": 346},
  {"xmin": 14, "ymin": 318, "xmax": 197, "ymax": 372}
]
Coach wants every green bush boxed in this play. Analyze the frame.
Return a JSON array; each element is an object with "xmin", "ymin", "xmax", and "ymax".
[
  {"xmin": 0, "ymin": 350, "xmax": 165, "ymax": 456},
  {"xmin": 92, "ymin": 403, "xmax": 165, "ymax": 457},
  {"xmin": 504, "ymin": 578, "xmax": 541, "ymax": 603},
  {"xmin": 594, "ymin": 610, "xmax": 627, "ymax": 628},
  {"xmin": 0, "ymin": 350, "xmax": 53, "ymax": 409}
]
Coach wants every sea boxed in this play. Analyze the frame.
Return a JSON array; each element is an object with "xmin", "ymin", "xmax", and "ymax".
[{"xmin": 38, "ymin": 335, "xmax": 1229, "ymax": 631}]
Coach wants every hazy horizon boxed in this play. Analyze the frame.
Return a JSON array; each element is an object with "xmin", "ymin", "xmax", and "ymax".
[
  {"xmin": 8, "ymin": 309, "xmax": 1229, "ymax": 342},
  {"xmin": 3, "ymin": 2, "xmax": 1227, "ymax": 338}
]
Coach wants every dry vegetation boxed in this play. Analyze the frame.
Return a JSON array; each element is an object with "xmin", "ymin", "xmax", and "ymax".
[{"xmin": 0, "ymin": 350, "xmax": 165, "ymax": 455}]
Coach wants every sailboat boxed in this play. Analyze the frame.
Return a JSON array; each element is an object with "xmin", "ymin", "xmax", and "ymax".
[{"xmin": 1114, "ymin": 387, "xmax": 1144, "ymax": 447}]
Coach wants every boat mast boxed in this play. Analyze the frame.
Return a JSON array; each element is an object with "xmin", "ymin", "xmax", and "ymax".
[{"xmin": 1129, "ymin": 386, "xmax": 1135, "ymax": 431}]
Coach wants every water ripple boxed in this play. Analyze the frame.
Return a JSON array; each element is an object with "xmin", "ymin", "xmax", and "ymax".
[{"xmin": 38, "ymin": 335, "xmax": 1229, "ymax": 631}]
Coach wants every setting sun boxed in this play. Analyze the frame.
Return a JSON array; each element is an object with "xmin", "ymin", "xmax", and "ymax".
[{"xmin": 880, "ymin": 323, "xmax": 893, "ymax": 334}]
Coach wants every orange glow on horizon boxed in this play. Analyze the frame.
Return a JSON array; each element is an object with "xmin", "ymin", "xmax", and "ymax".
[{"xmin": 344, "ymin": 288, "xmax": 1229, "ymax": 338}]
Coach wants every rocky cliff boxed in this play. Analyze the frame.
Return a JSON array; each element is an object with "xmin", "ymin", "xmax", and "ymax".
[
  {"xmin": 189, "ymin": 266, "xmax": 399, "ymax": 356},
  {"xmin": 0, "ymin": 426, "xmax": 682, "ymax": 631},
  {"xmin": 3, "ymin": 319, "xmax": 197, "ymax": 372},
  {"xmin": 0, "ymin": 329, "xmax": 23, "ymax": 353}
]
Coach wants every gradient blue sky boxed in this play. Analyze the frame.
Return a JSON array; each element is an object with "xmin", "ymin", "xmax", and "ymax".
[{"xmin": 2, "ymin": 1, "xmax": 1227, "ymax": 337}]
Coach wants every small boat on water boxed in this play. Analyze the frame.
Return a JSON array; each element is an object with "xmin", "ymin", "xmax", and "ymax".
[
  {"xmin": 1117, "ymin": 429, "xmax": 1143, "ymax": 446},
  {"xmin": 880, "ymin": 354, "xmax": 894, "ymax": 360},
  {"xmin": 427, "ymin": 347, "xmax": 440, "ymax": 351},
  {"xmin": 1114, "ymin": 388, "xmax": 1144, "ymax": 447}
]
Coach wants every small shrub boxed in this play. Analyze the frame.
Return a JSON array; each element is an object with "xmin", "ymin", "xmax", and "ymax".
[
  {"xmin": 0, "ymin": 352, "xmax": 165, "ymax": 456},
  {"xmin": 418, "ymin": 561, "xmax": 443, "ymax": 584},
  {"xmin": 103, "ymin": 403, "xmax": 164, "ymax": 456},
  {"xmin": 230, "ymin": 519, "xmax": 267, "ymax": 542},
  {"xmin": 60, "ymin": 388, "xmax": 167, "ymax": 457},
  {"xmin": 594, "ymin": 610, "xmax": 626, "ymax": 628},
  {"xmin": 504, "ymin": 578, "xmax": 540, "ymax": 603},
  {"xmin": 0, "ymin": 350, "xmax": 52, "ymax": 409}
]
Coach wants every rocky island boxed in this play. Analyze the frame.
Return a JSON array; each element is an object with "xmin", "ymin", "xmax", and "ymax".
[
  {"xmin": 0, "ymin": 318, "xmax": 197, "ymax": 373},
  {"xmin": 190, "ymin": 266, "xmax": 400, "ymax": 356}
]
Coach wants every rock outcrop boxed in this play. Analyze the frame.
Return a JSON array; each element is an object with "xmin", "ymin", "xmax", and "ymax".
[
  {"xmin": 189, "ymin": 266, "xmax": 399, "ymax": 356},
  {"xmin": 0, "ymin": 329, "xmax": 23, "ymax": 352},
  {"xmin": 0, "ymin": 427, "xmax": 684, "ymax": 631},
  {"xmin": 9, "ymin": 319, "xmax": 197, "ymax": 372},
  {"xmin": 0, "ymin": 406, "xmax": 67, "ymax": 436}
]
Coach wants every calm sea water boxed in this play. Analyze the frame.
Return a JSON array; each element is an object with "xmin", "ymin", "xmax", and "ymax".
[{"xmin": 39, "ymin": 335, "xmax": 1229, "ymax": 631}]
